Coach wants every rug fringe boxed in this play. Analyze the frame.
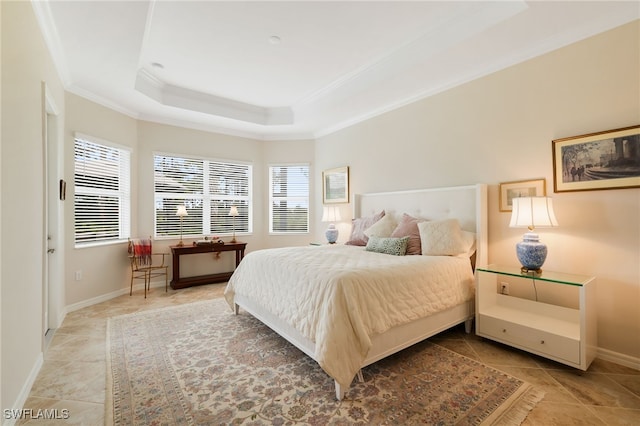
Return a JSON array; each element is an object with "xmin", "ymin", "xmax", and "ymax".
[{"xmin": 482, "ymin": 384, "xmax": 545, "ymax": 425}]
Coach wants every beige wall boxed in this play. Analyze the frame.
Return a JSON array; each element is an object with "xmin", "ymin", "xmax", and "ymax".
[
  {"xmin": 135, "ymin": 122, "xmax": 315, "ymax": 277},
  {"xmin": 2, "ymin": 1, "xmax": 638, "ymax": 414},
  {"xmin": 1, "ymin": 0, "xmax": 65, "ymax": 412},
  {"xmin": 315, "ymin": 21, "xmax": 640, "ymax": 361},
  {"xmin": 262, "ymin": 139, "xmax": 317, "ymax": 248},
  {"xmin": 1, "ymin": 0, "xmax": 4, "ymax": 409},
  {"xmin": 64, "ymin": 93, "xmax": 138, "ymax": 306},
  {"xmin": 63, "ymin": 108, "xmax": 315, "ymax": 306}
]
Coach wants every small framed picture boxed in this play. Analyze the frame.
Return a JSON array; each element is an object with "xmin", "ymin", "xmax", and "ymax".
[
  {"xmin": 499, "ymin": 178, "xmax": 546, "ymax": 212},
  {"xmin": 322, "ymin": 166, "xmax": 349, "ymax": 204},
  {"xmin": 552, "ymin": 125, "xmax": 640, "ymax": 193}
]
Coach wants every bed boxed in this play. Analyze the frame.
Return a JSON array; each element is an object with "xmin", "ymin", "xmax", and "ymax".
[{"xmin": 224, "ymin": 184, "xmax": 488, "ymax": 400}]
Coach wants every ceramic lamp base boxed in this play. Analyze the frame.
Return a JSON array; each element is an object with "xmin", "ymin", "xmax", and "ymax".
[
  {"xmin": 516, "ymin": 231, "xmax": 547, "ymax": 271},
  {"xmin": 325, "ymin": 224, "xmax": 338, "ymax": 244}
]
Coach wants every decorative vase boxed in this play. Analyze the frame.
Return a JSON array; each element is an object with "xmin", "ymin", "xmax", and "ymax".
[
  {"xmin": 325, "ymin": 224, "xmax": 339, "ymax": 244},
  {"xmin": 516, "ymin": 231, "xmax": 547, "ymax": 272}
]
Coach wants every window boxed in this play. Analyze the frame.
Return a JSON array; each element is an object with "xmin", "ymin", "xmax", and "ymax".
[
  {"xmin": 154, "ymin": 154, "xmax": 252, "ymax": 238},
  {"xmin": 74, "ymin": 135, "xmax": 130, "ymax": 246},
  {"xmin": 269, "ymin": 164, "xmax": 309, "ymax": 233}
]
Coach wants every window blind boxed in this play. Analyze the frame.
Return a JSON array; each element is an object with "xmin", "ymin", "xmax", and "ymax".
[
  {"xmin": 74, "ymin": 136, "xmax": 130, "ymax": 246},
  {"xmin": 269, "ymin": 164, "xmax": 309, "ymax": 233},
  {"xmin": 154, "ymin": 154, "xmax": 252, "ymax": 238}
]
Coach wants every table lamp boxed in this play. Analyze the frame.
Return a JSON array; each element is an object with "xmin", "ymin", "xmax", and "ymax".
[
  {"xmin": 176, "ymin": 205, "xmax": 188, "ymax": 247},
  {"xmin": 229, "ymin": 205, "xmax": 239, "ymax": 243},
  {"xmin": 509, "ymin": 197, "xmax": 558, "ymax": 273},
  {"xmin": 321, "ymin": 205, "xmax": 341, "ymax": 244}
]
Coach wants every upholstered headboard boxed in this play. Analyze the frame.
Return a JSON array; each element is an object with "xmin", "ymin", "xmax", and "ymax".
[{"xmin": 353, "ymin": 184, "xmax": 488, "ymax": 267}]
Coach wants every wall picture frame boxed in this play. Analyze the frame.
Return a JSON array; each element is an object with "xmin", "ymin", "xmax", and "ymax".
[
  {"xmin": 322, "ymin": 166, "xmax": 349, "ymax": 204},
  {"xmin": 552, "ymin": 125, "xmax": 640, "ymax": 193},
  {"xmin": 499, "ymin": 178, "xmax": 546, "ymax": 212}
]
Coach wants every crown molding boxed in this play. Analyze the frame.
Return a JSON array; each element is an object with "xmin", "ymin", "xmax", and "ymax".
[{"xmin": 31, "ymin": 0, "xmax": 72, "ymax": 86}]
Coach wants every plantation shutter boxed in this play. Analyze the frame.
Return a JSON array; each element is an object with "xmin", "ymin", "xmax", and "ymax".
[
  {"xmin": 154, "ymin": 155, "xmax": 204, "ymax": 237},
  {"xmin": 154, "ymin": 154, "xmax": 252, "ymax": 238},
  {"xmin": 74, "ymin": 135, "xmax": 130, "ymax": 246},
  {"xmin": 209, "ymin": 161, "xmax": 251, "ymax": 235},
  {"xmin": 269, "ymin": 164, "xmax": 309, "ymax": 233}
]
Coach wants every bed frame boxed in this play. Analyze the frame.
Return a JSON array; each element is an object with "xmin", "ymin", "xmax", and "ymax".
[{"xmin": 233, "ymin": 183, "xmax": 488, "ymax": 400}]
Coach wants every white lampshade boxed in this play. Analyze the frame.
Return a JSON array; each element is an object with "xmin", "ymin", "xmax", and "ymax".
[
  {"xmin": 176, "ymin": 205, "xmax": 188, "ymax": 217},
  {"xmin": 509, "ymin": 197, "xmax": 558, "ymax": 230},
  {"xmin": 228, "ymin": 206, "xmax": 239, "ymax": 217},
  {"xmin": 321, "ymin": 206, "xmax": 341, "ymax": 222}
]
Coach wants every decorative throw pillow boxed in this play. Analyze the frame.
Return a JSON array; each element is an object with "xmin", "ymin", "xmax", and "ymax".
[
  {"xmin": 459, "ymin": 230, "xmax": 476, "ymax": 257},
  {"xmin": 346, "ymin": 210, "xmax": 385, "ymax": 246},
  {"xmin": 364, "ymin": 214, "xmax": 397, "ymax": 238},
  {"xmin": 365, "ymin": 236, "xmax": 409, "ymax": 256},
  {"xmin": 390, "ymin": 213, "xmax": 425, "ymax": 255},
  {"xmin": 418, "ymin": 219, "xmax": 466, "ymax": 256}
]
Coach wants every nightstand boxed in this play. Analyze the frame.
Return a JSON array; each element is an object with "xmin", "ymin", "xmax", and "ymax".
[{"xmin": 475, "ymin": 264, "xmax": 596, "ymax": 370}]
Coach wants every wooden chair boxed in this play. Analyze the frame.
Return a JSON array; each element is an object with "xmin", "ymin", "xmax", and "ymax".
[{"xmin": 128, "ymin": 238, "xmax": 169, "ymax": 298}]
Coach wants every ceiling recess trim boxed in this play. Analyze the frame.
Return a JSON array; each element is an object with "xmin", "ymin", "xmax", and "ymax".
[{"xmin": 134, "ymin": 69, "xmax": 294, "ymax": 126}]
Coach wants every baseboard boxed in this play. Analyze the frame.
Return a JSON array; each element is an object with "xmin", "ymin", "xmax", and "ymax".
[
  {"xmin": 65, "ymin": 280, "xmax": 168, "ymax": 313},
  {"xmin": 597, "ymin": 347, "xmax": 640, "ymax": 371},
  {"xmin": 65, "ymin": 287, "xmax": 129, "ymax": 313},
  {"xmin": 3, "ymin": 354, "xmax": 44, "ymax": 426}
]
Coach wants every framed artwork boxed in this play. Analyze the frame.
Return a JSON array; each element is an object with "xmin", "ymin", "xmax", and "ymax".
[
  {"xmin": 499, "ymin": 178, "xmax": 546, "ymax": 212},
  {"xmin": 552, "ymin": 125, "xmax": 640, "ymax": 193},
  {"xmin": 322, "ymin": 166, "xmax": 349, "ymax": 204}
]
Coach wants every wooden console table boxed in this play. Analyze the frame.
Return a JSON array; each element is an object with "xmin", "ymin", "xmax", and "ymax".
[{"xmin": 170, "ymin": 242, "xmax": 246, "ymax": 289}]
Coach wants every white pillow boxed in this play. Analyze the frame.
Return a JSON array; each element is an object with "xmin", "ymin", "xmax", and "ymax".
[
  {"xmin": 364, "ymin": 214, "xmax": 397, "ymax": 238},
  {"xmin": 418, "ymin": 219, "xmax": 467, "ymax": 256},
  {"xmin": 459, "ymin": 230, "xmax": 476, "ymax": 258}
]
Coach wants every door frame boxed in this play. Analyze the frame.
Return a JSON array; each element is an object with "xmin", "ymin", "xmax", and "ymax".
[{"xmin": 42, "ymin": 82, "xmax": 64, "ymax": 346}]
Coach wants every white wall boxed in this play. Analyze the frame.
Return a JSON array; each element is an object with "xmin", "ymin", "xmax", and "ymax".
[
  {"xmin": 1, "ymin": 0, "xmax": 65, "ymax": 413},
  {"xmin": 315, "ymin": 21, "xmax": 640, "ymax": 361}
]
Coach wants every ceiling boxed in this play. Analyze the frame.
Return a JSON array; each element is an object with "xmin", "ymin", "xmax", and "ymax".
[{"xmin": 32, "ymin": 1, "xmax": 639, "ymax": 140}]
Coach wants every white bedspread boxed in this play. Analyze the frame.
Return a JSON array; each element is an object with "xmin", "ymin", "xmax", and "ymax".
[{"xmin": 224, "ymin": 245, "xmax": 475, "ymax": 390}]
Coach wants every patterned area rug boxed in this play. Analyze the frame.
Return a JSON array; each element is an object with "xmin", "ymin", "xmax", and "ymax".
[{"xmin": 106, "ymin": 298, "xmax": 543, "ymax": 425}]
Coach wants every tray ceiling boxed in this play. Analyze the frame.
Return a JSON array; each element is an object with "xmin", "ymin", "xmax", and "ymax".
[{"xmin": 33, "ymin": 1, "xmax": 639, "ymax": 140}]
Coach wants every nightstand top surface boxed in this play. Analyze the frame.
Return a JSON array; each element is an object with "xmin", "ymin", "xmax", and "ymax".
[{"xmin": 478, "ymin": 264, "xmax": 594, "ymax": 287}]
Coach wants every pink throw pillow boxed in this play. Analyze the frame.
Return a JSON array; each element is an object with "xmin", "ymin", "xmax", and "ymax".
[
  {"xmin": 390, "ymin": 213, "xmax": 424, "ymax": 255},
  {"xmin": 346, "ymin": 210, "xmax": 385, "ymax": 246}
]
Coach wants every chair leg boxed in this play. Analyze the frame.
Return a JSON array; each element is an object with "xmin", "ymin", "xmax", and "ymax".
[
  {"xmin": 144, "ymin": 271, "xmax": 148, "ymax": 299},
  {"xmin": 165, "ymin": 268, "xmax": 168, "ymax": 292},
  {"xmin": 130, "ymin": 273, "xmax": 134, "ymax": 296}
]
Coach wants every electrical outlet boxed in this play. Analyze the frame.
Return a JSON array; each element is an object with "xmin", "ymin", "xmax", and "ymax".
[
  {"xmin": 75, "ymin": 270, "xmax": 82, "ymax": 281},
  {"xmin": 500, "ymin": 282, "xmax": 509, "ymax": 295}
]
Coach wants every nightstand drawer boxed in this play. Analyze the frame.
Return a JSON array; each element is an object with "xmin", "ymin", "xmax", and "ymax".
[{"xmin": 478, "ymin": 314, "xmax": 580, "ymax": 364}]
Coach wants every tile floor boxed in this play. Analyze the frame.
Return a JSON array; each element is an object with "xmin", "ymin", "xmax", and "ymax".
[{"xmin": 20, "ymin": 283, "xmax": 640, "ymax": 425}]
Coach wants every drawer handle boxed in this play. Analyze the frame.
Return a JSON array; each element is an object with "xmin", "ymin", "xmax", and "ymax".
[
  {"xmin": 540, "ymin": 340, "xmax": 545, "ymax": 344},
  {"xmin": 502, "ymin": 329, "xmax": 507, "ymax": 333}
]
